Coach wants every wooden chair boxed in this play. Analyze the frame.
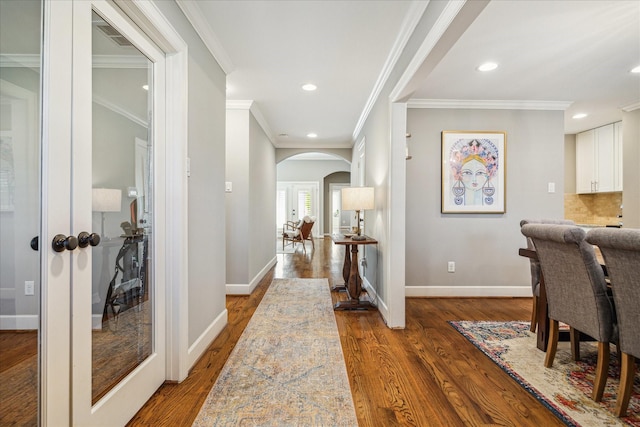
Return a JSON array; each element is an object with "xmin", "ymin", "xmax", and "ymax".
[
  {"xmin": 282, "ymin": 216, "xmax": 315, "ymax": 253},
  {"xmin": 587, "ymin": 227, "xmax": 640, "ymax": 417},
  {"xmin": 521, "ymin": 223, "xmax": 616, "ymax": 402},
  {"xmin": 519, "ymin": 219, "xmax": 575, "ymax": 332}
]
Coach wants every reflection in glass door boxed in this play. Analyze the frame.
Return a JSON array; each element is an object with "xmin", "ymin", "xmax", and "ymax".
[
  {"xmin": 89, "ymin": 10, "xmax": 153, "ymax": 404},
  {"xmin": 0, "ymin": 1, "xmax": 42, "ymax": 425}
]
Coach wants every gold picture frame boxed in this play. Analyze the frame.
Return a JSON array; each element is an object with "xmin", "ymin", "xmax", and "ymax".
[{"xmin": 441, "ymin": 131, "xmax": 506, "ymax": 214}]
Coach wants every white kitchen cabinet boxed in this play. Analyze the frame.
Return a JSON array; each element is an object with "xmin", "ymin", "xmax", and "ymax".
[{"xmin": 575, "ymin": 122, "xmax": 622, "ymax": 193}]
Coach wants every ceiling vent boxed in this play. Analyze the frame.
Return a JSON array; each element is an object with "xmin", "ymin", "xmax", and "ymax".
[{"xmin": 96, "ymin": 23, "xmax": 133, "ymax": 47}]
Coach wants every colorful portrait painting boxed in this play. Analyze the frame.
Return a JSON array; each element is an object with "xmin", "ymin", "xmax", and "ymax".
[{"xmin": 442, "ymin": 131, "xmax": 506, "ymax": 213}]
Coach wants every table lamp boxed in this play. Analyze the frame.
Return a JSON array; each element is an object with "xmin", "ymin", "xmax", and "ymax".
[
  {"xmin": 92, "ymin": 188, "xmax": 122, "ymax": 238},
  {"xmin": 341, "ymin": 186, "xmax": 374, "ymax": 241}
]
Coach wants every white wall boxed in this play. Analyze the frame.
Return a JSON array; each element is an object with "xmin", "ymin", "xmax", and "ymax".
[
  {"xmin": 225, "ymin": 106, "xmax": 277, "ymax": 294},
  {"xmin": 405, "ymin": 108, "xmax": 565, "ymax": 295},
  {"xmin": 622, "ymin": 109, "xmax": 640, "ymax": 228}
]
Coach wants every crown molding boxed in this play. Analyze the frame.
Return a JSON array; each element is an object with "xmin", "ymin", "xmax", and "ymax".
[
  {"xmin": 93, "ymin": 95, "xmax": 148, "ymax": 128},
  {"xmin": 389, "ymin": 0, "xmax": 468, "ymax": 103},
  {"xmin": 408, "ymin": 99, "xmax": 573, "ymax": 110},
  {"xmin": 622, "ymin": 101, "xmax": 640, "ymax": 112},
  {"xmin": 352, "ymin": 0, "xmax": 429, "ymax": 142},
  {"xmin": 175, "ymin": 0, "xmax": 234, "ymax": 74},
  {"xmin": 0, "ymin": 54, "xmax": 39, "ymax": 69}
]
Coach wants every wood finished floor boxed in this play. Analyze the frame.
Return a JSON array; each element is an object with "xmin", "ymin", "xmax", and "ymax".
[{"xmin": 129, "ymin": 237, "xmax": 564, "ymax": 427}]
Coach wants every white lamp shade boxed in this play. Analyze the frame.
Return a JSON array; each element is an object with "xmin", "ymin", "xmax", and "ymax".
[
  {"xmin": 341, "ymin": 187, "xmax": 374, "ymax": 211},
  {"xmin": 92, "ymin": 188, "xmax": 122, "ymax": 212}
]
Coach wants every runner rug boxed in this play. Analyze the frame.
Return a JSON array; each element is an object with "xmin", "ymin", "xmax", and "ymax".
[
  {"xmin": 450, "ymin": 321, "xmax": 640, "ymax": 427},
  {"xmin": 193, "ymin": 278, "xmax": 357, "ymax": 426}
]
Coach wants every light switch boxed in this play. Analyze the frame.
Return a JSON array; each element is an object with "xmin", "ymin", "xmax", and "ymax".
[
  {"xmin": 225, "ymin": 182, "xmax": 233, "ymax": 193},
  {"xmin": 548, "ymin": 182, "xmax": 555, "ymax": 193}
]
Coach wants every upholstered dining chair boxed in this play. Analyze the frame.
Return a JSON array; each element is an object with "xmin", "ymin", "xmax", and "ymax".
[
  {"xmin": 519, "ymin": 219, "xmax": 575, "ymax": 332},
  {"xmin": 521, "ymin": 223, "xmax": 617, "ymax": 402},
  {"xmin": 282, "ymin": 215, "xmax": 315, "ymax": 253},
  {"xmin": 586, "ymin": 227, "xmax": 640, "ymax": 417}
]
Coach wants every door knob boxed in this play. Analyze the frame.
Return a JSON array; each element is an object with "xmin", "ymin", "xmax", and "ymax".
[
  {"xmin": 52, "ymin": 234, "xmax": 78, "ymax": 252},
  {"xmin": 78, "ymin": 232, "xmax": 101, "ymax": 248},
  {"xmin": 30, "ymin": 236, "xmax": 39, "ymax": 251}
]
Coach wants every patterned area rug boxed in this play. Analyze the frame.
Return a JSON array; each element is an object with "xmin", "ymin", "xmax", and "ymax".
[
  {"xmin": 450, "ymin": 321, "xmax": 640, "ymax": 427},
  {"xmin": 193, "ymin": 278, "xmax": 357, "ymax": 426}
]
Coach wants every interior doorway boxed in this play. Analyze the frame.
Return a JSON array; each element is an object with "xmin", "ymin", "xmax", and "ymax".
[{"xmin": 329, "ymin": 183, "xmax": 350, "ymax": 234}]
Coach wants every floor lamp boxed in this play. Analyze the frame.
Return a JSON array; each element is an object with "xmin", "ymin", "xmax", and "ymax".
[
  {"xmin": 341, "ymin": 187, "xmax": 374, "ymax": 241},
  {"xmin": 92, "ymin": 188, "xmax": 122, "ymax": 238}
]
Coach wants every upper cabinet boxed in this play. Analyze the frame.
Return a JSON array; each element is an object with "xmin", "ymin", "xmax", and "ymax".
[{"xmin": 576, "ymin": 122, "xmax": 623, "ymax": 194}]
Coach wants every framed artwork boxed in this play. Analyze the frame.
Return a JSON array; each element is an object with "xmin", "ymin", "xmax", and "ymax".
[{"xmin": 441, "ymin": 131, "xmax": 506, "ymax": 214}]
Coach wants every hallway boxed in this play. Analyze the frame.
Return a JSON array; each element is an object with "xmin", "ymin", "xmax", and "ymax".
[{"xmin": 129, "ymin": 237, "xmax": 562, "ymax": 427}]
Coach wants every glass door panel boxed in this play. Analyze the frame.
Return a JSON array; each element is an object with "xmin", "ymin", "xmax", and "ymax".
[
  {"xmin": 90, "ymin": 10, "xmax": 153, "ymax": 404},
  {"xmin": 0, "ymin": 1, "xmax": 42, "ymax": 425}
]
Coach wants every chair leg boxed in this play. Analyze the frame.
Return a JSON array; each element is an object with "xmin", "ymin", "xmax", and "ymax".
[
  {"xmin": 569, "ymin": 327, "xmax": 580, "ymax": 361},
  {"xmin": 545, "ymin": 319, "xmax": 559, "ymax": 368},
  {"xmin": 301, "ymin": 239, "xmax": 306, "ymax": 254},
  {"xmin": 615, "ymin": 352, "xmax": 635, "ymax": 417},
  {"xmin": 592, "ymin": 341, "xmax": 610, "ymax": 402},
  {"xmin": 530, "ymin": 295, "xmax": 538, "ymax": 333}
]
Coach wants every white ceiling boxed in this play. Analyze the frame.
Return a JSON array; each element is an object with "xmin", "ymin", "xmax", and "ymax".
[{"xmin": 179, "ymin": 0, "xmax": 640, "ymax": 149}]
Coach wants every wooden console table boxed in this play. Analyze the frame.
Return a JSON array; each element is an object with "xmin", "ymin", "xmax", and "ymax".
[{"xmin": 331, "ymin": 234, "xmax": 377, "ymax": 311}]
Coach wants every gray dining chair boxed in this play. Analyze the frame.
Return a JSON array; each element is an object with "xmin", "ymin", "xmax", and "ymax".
[
  {"xmin": 519, "ymin": 219, "xmax": 575, "ymax": 332},
  {"xmin": 586, "ymin": 227, "xmax": 640, "ymax": 417},
  {"xmin": 521, "ymin": 223, "xmax": 617, "ymax": 402}
]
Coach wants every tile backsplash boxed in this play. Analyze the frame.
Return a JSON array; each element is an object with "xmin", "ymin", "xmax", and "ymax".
[{"xmin": 564, "ymin": 192, "xmax": 623, "ymax": 226}]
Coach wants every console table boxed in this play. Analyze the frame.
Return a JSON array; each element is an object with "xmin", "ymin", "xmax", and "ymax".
[{"xmin": 331, "ymin": 234, "xmax": 377, "ymax": 311}]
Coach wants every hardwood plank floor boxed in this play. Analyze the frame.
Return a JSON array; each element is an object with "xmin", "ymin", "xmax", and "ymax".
[{"xmin": 129, "ymin": 237, "xmax": 564, "ymax": 426}]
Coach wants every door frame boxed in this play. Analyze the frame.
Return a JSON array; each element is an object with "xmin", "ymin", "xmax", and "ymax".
[{"xmin": 40, "ymin": 1, "xmax": 189, "ymax": 425}]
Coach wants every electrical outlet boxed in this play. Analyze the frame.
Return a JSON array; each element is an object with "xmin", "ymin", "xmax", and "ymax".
[
  {"xmin": 447, "ymin": 261, "xmax": 455, "ymax": 273},
  {"xmin": 25, "ymin": 281, "xmax": 35, "ymax": 296}
]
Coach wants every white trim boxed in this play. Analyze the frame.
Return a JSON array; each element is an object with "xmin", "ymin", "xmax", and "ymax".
[
  {"xmin": 226, "ymin": 257, "xmax": 277, "ymax": 295},
  {"xmin": 93, "ymin": 95, "xmax": 148, "ymax": 127},
  {"xmin": 405, "ymin": 286, "xmax": 532, "ymax": 298},
  {"xmin": 174, "ymin": 0, "xmax": 234, "ymax": 74},
  {"xmin": 0, "ymin": 315, "xmax": 39, "ymax": 330},
  {"xmin": 384, "ymin": 103, "xmax": 407, "ymax": 328},
  {"xmin": 115, "ymin": 0, "xmax": 191, "ymax": 384},
  {"xmin": 622, "ymin": 101, "xmax": 640, "ymax": 112},
  {"xmin": 92, "ymin": 54, "xmax": 149, "ymax": 68},
  {"xmin": 352, "ymin": 0, "xmax": 429, "ymax": 142},
  {"xmin": 0, "ymin": 53, "xmax": 40, "ymax": 69},
  {"xmin": 187, "ymin": 308, "xmax": 228, "ymax": 369},
  {"xmin": 390, "ymin": 0, "xmax": 467, "ymax": 102},
  {"xmin": 408, "ymin": 99, "xmax": 573, "ymax": 110}
]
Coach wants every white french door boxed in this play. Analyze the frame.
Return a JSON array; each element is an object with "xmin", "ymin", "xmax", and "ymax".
[
  {"xmin": 43, "ymin": 1, "xmax": 166, "ymax": 425},
  {"xmin": 276, "ymin": 182, "xmax": 318, "ymax": 233}
]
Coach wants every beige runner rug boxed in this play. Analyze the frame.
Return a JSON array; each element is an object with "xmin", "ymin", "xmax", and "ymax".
[{"xmin": 192, "ymin": 278, "xmax": 358, "ymax": 426}]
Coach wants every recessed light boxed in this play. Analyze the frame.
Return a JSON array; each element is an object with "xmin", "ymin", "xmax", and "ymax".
[
  {"xmin": 307, "ymin": 133, "xmax": 317, "ymax": 138},
  {"xmin": 572, "ymin": 113, "xmax": 588, "ymax": 119},
  {"xmin": 631, "ymin": 65, "xmax": 640, "ymax": 73},
  {"xmin": 142, "ymin": 84, "xmax": 149, "ymax": 91},
  {"xmin": 477, "ymin": 62, "xmax": 498, "ymax": 72},
  {"xmin": 302, "ymin": 83, "xmax": 317, "ymax": 91},
  {"xmin": 278, "ymin": 133, "xmax": 289, "ymax": 137}
]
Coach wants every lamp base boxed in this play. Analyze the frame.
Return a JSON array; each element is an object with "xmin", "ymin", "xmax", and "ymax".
[{"xmin": 351, "ymin": 235, "xmax": 367, "ymax": 241}]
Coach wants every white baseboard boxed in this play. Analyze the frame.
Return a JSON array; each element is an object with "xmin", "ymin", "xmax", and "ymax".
[
  {"xmin": 0, "ymin": 314, "xmax": 38, "ymax": 330},
  {"xmin": 405, "ymin": 286, "xmax": 532, "ymax": 298},
  {"xmin": 363, "ymin": 277, "xmax": 391, "ymax": 322},
  {"xmin": 226, "ymin": 256, "xmax": 277, "ymax": 295},
  {"xmin": 188, "ymin": 308, "xmax": 228, "ymax": 370}
]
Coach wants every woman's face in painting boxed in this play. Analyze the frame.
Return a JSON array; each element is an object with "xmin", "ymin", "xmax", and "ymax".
[{"xmin": 460, "ymin": 158, "xmax": 488, "ymax": 191}]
